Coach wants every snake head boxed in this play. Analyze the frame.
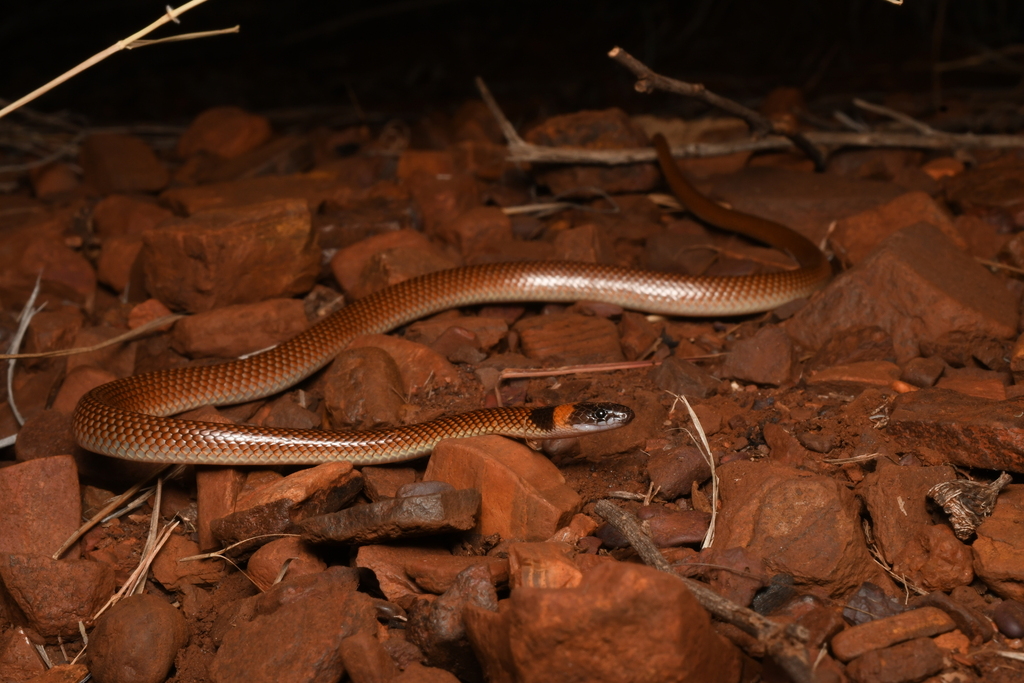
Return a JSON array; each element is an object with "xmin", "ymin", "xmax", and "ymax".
[{"xmin": 564, "ymin": 402, "xmax": 634, "ymax": 432}]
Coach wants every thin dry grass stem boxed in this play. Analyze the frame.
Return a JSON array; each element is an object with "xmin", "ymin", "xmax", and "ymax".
[
  {"xmin": 53, "ymin": 465, "xmax": 173, "ymax": 560},
  {"xmin": 33, "ymin": 644, "xmax": 52, "ymax": 668},
  {"xmin": 273, "ymin": 557, "xmax": 296, "ymax": 586},
  {"xmin": 179, "ymin": 533, "xmax": 301, "ymax": 562},
  {"xmin": 501, "ymin": 202, "xmax": 575, "ymax": 216},
  {"xmin": 0, "ymin": 314, "xmax": 183, "ymax": 360},
  {"xmin": 997, "ymin": 651, "xmax": 1024, "ymax": 662},
  {"xmin": 665, "ymin": 391, "xmax": 718, "ymax": 549},
  {"xmin": 101, "ymin": 486, "xmax": 156, "ymax": 524},
  {"xmin": 6, "ymin": 274, "xmax": 46, "ymax": 427},
  {"xmin": 853, "ymin": 98, "xmax": 938, "ymax": 136},
  {"xmin": 977, "ymin": 258, "xmax": 1024, "ymax": 275},
  {"xmin": 822, "ymin": 451, "xmax": 883, "ymax": 465},
  {"xmin": 0, "ymin": 0, "xmax": 218, "ymax": 121},
  {"xmin": 129, "ymin": 25, "xmax": 240, "ymax": 48},
  {"xmin": 498, "ymin": 360, "xmax": 658, "ymax": 381},
  {"xmin": 136, "ymin": 479, "xmax": 165, "ymax": 595},
  {"xmin": 862, "ymin": 519, "xmax": 927, "ymax": 598}
]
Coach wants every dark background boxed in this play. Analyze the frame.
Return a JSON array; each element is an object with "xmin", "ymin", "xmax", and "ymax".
[{"xmin": 1, "ymin": 0, "xmax": 1022, "ymax": 126}]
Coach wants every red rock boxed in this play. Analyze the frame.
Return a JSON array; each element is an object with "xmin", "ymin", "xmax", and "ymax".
[
  {"xmin": 404, "ymin": 170, "xmax": 479, "ymax": 234},
  {"xmin": 87, "ymin": 594, "xmax": 189, "ymax": 683},
  {"xmin": 348, "ymin": 334, "xmax": 459, "ymax": 395},
  {"xmin": 888, "ymin": 389, "xmax": 1024, "ymax": 471},
  {"xmin": 392, "ymin": 663, "xmax": 461, "ymax": 683},
  {"xmin": 857, "ymin": 461, "xmax": 972, "ymax": 592},
  {"xmin": 946, "ymin": 162, "xmax": 1024, "ymax": 228},
  {"xmin": 299, "ymin": 488, "xmax": 481, "ymax": 544},
  {"xmin": 715, "ymin": 460, "xmax": 890, "ymax": 597},
  {"xmin": 211, "ymin": 464, "xmax": 362, "ymax": 547},
  {"xmin": 22, "ymin": 308, "xmax": 83, "ymax": 367},
  {"xmin": 329, "ymin": 229, "xmax": 439, "ymax": 295},
  {"xmin": 465, "ymin": 561, "xmax": 742, "ymax": 682},
  {"xmin": 361, "ymin": 466, "xmax": 419, "ymax": 501},
  {"xmin": 352, "ymin": 242, "xmax": 460, "ymax": 301},
  {"xmin": 247, "ymin": 536, "xmax": 326, "ymax": 592},
  {"xmin": 973, "ymin": 485, "xmax": 1024, "ymax": 600},
  {"xmin": 651, "ymin": 357, "xmax": 720, "ymax": 399},
  {"xmin": 831, "ymin": 606, "xmax": 955, "ymax": 661},
  {"xmin": 209, "ymin": 568, "xmax": 377, "ymax": 683},
  {"xmin": 513, "ymin": 313, "xmax": 623, "ymax": 364},
  {"xmin": 406, "ymin": 555, "xmax": 509, "ymax": 594},
  {"xmin": 956, "ymin": 214, "xmax": 1010, "ymax": 259},
  {"xmin": 64, "ymin": 326, "xmax": 136, "ymax": 379},
  {"xmin": 425, "ymin": 436, "xmax": 582, "ymax": 541},
  {"xmin": 51, "ymin": 365, "xmax": 116, "ymax": 414},
  {"xmin": 406, "ymin": 316, "xmax": 508, "ymax": 350},
  {"xmin": 30, "ymin": 162, "xmax": 79, "ymax": 199},
  {"xmin": 710, "ymin": 167, "xmax": 904, "ymax": 246},
  {"xmin": 0, "ymin": 627, "xmax": 46, "ymax": 680},
  {"xmin": 618, "ymin": 311, "xmax": 660, "ymax": 361},
  {"xmin": 150, "ymin": 533, "xmax": 226, "ymax": 590},
  {"xmin": 785, "ymin": 224, "xmax": 1018, "ymax": 362},
  {"xmin": 355, "ymin": 544, "xmax": 452, "ymax": 601},
  {"xmin": 646, "ymin": 445, "xmax": 712, "ymax": 499},
  {"xmin": 436, "ymin": 206, "xmax": 513, "ymax": 257},
  {"xmin": 721, "ymin": 325, "xmax": 794, "ymax": 386},
  {"xmin": 255, "ymin": 394, "xmax": 320, "ymax": 430},
  {"xmin": 807, "ymin": 360, "xmax": 902, "ymax": 391},
  {"xmin": 806, "ymin": 325, "xmax": 896, "ymax": 372},
  {"xmin": 171, "ymin": 298, "xmax": 309, "ymax": 359},
  {"xmin": 922, "ymin": 157, "xmax": 964, "ymax": 180},
  {"xmin": 992, "ymin": 599, "xmax": 1024, "ymax": 638},
  {"xmin": 0, "ymin": 554, "xmax": 115, "ymax": 639},
  {"xmin": 830, "ymin": 192, "xmax": 963, "ymax": 266},
  {"xmin": 339, "ymin": 631, "xmax": 398, "ymax": 683},
  {"xmin": 524, "ymin": 109, "xmax": 660, "ymax": 194},
  {"xmin": 407, "ymin": 563, "xmax": 498, "ymax": 680},
  {"xmin": 637, "ymin": 506, "xmax": 711, "ymax": 547},
  {"xmin": 24, "ymin": 664, "xmax": 91, "ymax": 683},
  {"xmin": 428, "ymin": 326, "xmax": 487, "ymax": 364},
  {"xmin": 0, "ymin": 456, "xmax": 81, "ymax": 557},
  {"xmin": 161, "ymin": 173, "xmax": 351, "ymax": 214},
  {"xmin": 91, "ymin": 194, "xmax": 174, "ymax": 238},
  {"xmin": 141, "ymin": 199, "xmax": 319, "ymax": 313},
  {"xmin": 901, "ymin": 356, "xmax": 946, "ymax": 387},
  {"xmin": 846, "ymin": 637, "xmax": 945, "ymax": 683},
  {"xmin": 80, "ymin": 133, "xmax": 168, "ymax": 194},
  {"xmin": 507, "ymin": 542, "xmax": 582, "ymax": 589},
  {"xmin": 96, "ymin": 234, "xmax": 144, "ymax": 293},
  {"xmin": 196, "ymin": 459, "xmax": 246, "ymax": 552},
  {"xmin": 935, "ymin": 374, "xmax": 1007, "ymax": 400},
  {"xmin": 177, "ymin": 106, "xmax": 272, "ymax": 159},
  {"xmin": 552, "ymin": 224, "xmax": 614, "ymax": 263},
  {"xmin": 0, "ymin": 220, "xmax": 97, "ymax": 305},
  {"xmin": 127, "ymin": 298, "xmax": 174, "ymax": 330}
]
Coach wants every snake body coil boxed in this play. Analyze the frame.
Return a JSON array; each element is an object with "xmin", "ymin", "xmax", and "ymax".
[{"xmin": 72, "ymin": 135, "xmax": 830, "ymax": 465}]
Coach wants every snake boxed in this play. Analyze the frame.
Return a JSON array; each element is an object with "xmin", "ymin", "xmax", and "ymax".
[{"xmin": 72, "ymin": 134, "xmax": 830, "ymax": 466}]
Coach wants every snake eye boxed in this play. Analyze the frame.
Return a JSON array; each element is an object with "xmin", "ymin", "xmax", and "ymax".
[{"xmin": 592, "ymin": 407, "xmax": 609, "ymax": 422}]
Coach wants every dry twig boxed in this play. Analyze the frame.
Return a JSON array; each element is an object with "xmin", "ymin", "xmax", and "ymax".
[
  {"xmin": 5, "ymin": 275, "xmax": 46, "ymax": 428},
  {"xmin": 0, "ymin": 314, "xmax": 183, "ymax": 361}
]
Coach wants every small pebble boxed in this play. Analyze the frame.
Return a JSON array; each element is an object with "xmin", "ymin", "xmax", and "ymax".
[{"xmin": 993, "ymin": 599, "xmax": 1024, "ymax": 639}]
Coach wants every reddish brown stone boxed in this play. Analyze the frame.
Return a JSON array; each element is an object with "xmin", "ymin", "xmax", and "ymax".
[
  {"xmin": 436, "ymin": 206, "xmax": 513, "ymax": 257},
  {"xmin": 299, "ymin": 488, "xmax": 481, "ymax": 544},
  {"xmin": 355, "ymin": 544, "xmax": 452, "ymax": 600},
  {"xmin": 209, "ymin": 568, "xmax": 377, "ymax": 683},
  {"xmin": 405, "ymin": 169, "xmax": 479, "ymax": 234},
  {"xmin": 552, "ymin": 224, "xmax": 614, "ymax": 263},
  {"xmin": 720, "ymin": 325, "xmax": 794, "ymax": 386},
  {"xmin": 171, "ymin": 298, "xmax": 309, "ymax": 359},
  {"xmin": 785, "ymin": 224, "xmax": 1018, "ymax": 362},
  {"xmin": 329, "ymin": 229, "xmax": 439, "ymax": 295},
  {"xmin": 348, "ymin": 334, "xmax": 459, "ymax": 395},
  {"xmin": 407, "ymin": 555, "xmax": 509, "ymax": 594},
  {"xmin": 651, "ymin": 357, "xmax": 720, "ymax": 399},
  {"xmin": 361, "ymin": 466, "xmax": 419, "ymax": 501},
  {"xmin": 973, "ymin": 485, "xmax": 1024, "ymax": 601},
  {"xmin": 150, "ymin": 533, "xmax": 226, "ymax": 590},
  {"xmin": 830, "ymin": 191, "xmax": 963, "ymax": 266},
  {"xmin": 30, "ymin": 162, "xmax": 79, "ymax": 199},
  {"xmin": 339, "ymin": 631, "xmax": 398, "ymax": 683},
  {"xmin": 141, "ymin": 199, "xmax": 319, "ymax": 313},
  {"xmin": 945, "ymin": 162, "xmax": 1024, "ymax": 228},
  {"xmin": 506, "ymin": 542, "xmax": 582, "ymax": 589},
  {"xmin": 80, "ymin": 133, "xmax": 168, "ymax": 194},
  {"xmin": 514, "ymin": 313, "xmax": 623, "ymax": 364},
  {"xmin": 845, "ymin": 637, "xmax": 945, "ymax": 683},
  {"xmin": 64, "ymin": 326, "xmax": 136, "ymax": 379},
  {"xmin": 807, "ymin": 360, "xmax": 902, "ymax": 391},
  {"xmin": 246, "ymin": 536, "xmax": 326, "ymax": 592},
  {"xmin": 646, "ymin": 445, "xmax": 712, "ymax": 499},
  {"xmin": 425, "ymin": 436, "xmax": 581, "ymax": 541},
  {"xmin": 178, "ymin": 106, "xmax": 272, "ymax": 159},
  {"xmin": 22, "ymin": 308, "xmax": 83, "ymax": 367},
  {"xmin": 211, "ymin": 464, "xmax": 362, "ymax": 546},
  {"xmin": 352, "ymin": 242, "xmax": 459, "ymax": 300},
  {"xmin": 407, "ymin": 315, "xmax": 507, "ymax": 350},
  {"xmin": 87, "ymin": 594, "xmax": 189, "ymax": 683},
  {"xmin": 857, "ymin": 461, "xmax": 972, "ymax": 592},
  {"xmin": 161, "ymin": 173, "xmax": 351, "ymax": 214},
  {"xmin": 0, "ymin": 627, "xmax": 47, "ymax": 680},
  {"xmin": 96, "ymin": 234, "xmax": 144, "ymax": 293},
  {"xmin": 0, "ymin": 554, "xmax": 115, "ymax": 639},
  {"xmin": 888, "ymin": 389, "xmax": 1024, "ymax": 471},
  {"xmin": 935, "ymin": 374, "xmax": 1007, "ymax": 400},
  {"xmin": 0, "ymin": 220, "xmax": 97, "ymax": 304},
  {"xmin": 715, "ymin": 460, "xmax": 890, "ymax": 598},
  {"xmin": 901, "ymin": 356, "xmax": 946, "ymax": 388},
  {"xmin": 466, "ymin": 561, "xmax": 743, "ymax": 683},
  {"xmin": 127, "ymin": 298, "xmax": 174, "ymax": 330},
  {"xmin": 91, "ymin": 194, "xmax": 174, "ymax": 238},
  {"xmin": 196, "ymin": 461, "xmax": 246, "ymax": 552},
  {"xmin": 0, "ymin": 456, "xmax": 81, "ymax": 557},
  {"xmin": 831, "ymin": 606, "xmax": 955, "ymax": 661},
  {"xmin": 51, "ymin": 365, "xmax": 116, "ymax": 414},
  {"xmin": 24, "ymin": 664, "xmax": 89, "ymax": 683}
]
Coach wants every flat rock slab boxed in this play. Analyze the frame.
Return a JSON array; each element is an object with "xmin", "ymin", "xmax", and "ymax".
[
  {"xmin": 888, "ymin": 389, "xmax": 1024, "ymax": 471},
  {"xmin": 299, "ymin": 488, "xmax": 481, "ymax": 544},
  {"xmin": 785, "ymin": 223, "xmax": 1019, "ymax": 362},
  {"xmin": 973, "ymin": 485, "xmax": 1024, "ymax": 601}
]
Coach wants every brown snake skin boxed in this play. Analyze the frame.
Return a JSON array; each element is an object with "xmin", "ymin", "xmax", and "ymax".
[{"xmin": 72, "ymin": 134, "xmax": 831, "ymax": 465}]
